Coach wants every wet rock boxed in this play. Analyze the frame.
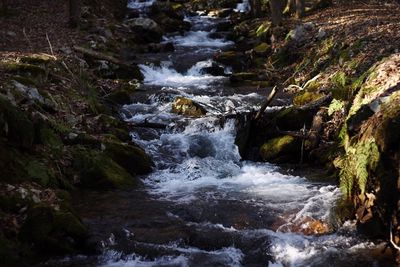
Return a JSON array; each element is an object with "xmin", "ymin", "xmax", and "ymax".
[
  {"xmin": 171, "ymin": 97, "xmax": 207, "ymax": 117},
  {"xmin": 281, "ymin": 217, "xmax": 331, "ymax": 235},
  {"xmin": 106, "ymin": 81, "xmax": 139, "ymax": 105},
  {"xmin": 152, "ymin": 13, "xmax": 190, "ymax": 33},
  {"xmin": 125, "ymin": 18, "xmax": 164, "ymax": 43},
  {"xmin": 188, "ymin": 135, "xmax": 217, "ymax": 158},
  {"xmin": 200, "ymin": 63, "xmax": 226, "ymax": 76},
  {"xmin": 208, "ymin": 8, "xmax": 233, "ymax": 18},
  {"xmin": 147, "ymin": 42, "xmax": 175, "ymax": 53},
  {"xmin": 92, "ymin": 60, "xmax": 143, "ymax": 80},
  {"xmin": 230, "ymin": 72, "xmax": 258, "ymax": 84},
  {"xmin": 72, "ymin": 148, "xmax": 138, "ymax": 189},
  {"xmin": 103, "ymin": 140, "xmax": 153, "ymax": 176},
  {"xmin": 214, "ymin": 51, "xmax": 245, "ymax": 72},
  {"xmin": 215, "ymin": 21, "xmax": 233, "ymax": 32},
  {"xmin": 259, "ymin": 135, "xmax": 300, "ymax": 162}
]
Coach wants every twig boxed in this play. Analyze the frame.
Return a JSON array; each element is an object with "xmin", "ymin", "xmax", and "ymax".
[
  {"xmin": 390, "ymin": 221, "xmax": 400, "ymax": 251},
  {"xmin": 46, "ymin": 33, "xmax": 55, "ymax": 57},
  {"xmin": 300, "ymin": 123, "xmax": 306, "ymax": 164},
  {"xmin": 22, "ymin": 27, "xmax": 33, "ymax": 51},
  {"xmin": 255, "ymin": 85, "xmax": 278, "ymax": 120}
]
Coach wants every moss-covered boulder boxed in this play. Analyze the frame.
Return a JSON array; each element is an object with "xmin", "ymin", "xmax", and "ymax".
[
  {"xmin": 19, "ymin": 204, "xmax": 88, "ymax": 255},
  {"xmin": 72, "ymin": 148, "xmax": 138, "ymax": 189},
  {"xmin": 172, "ymin": 97, "xmax": 207, "ymax": 117},
  {"xmin": 274, "ymin": 106, "xmax": 316, "ymax": 131},
  {"xmin": 260, "ymin": 135, "xmax": 300, "ymax": 162},
  {"xmin": 0, "ymin": 96, "xmax": 34, "ymax": 148},
  {"xmin": 103, "ymin": 140, "xmax": 153, "ymax": 176},
  {"xmin": 293, "ymin": 91, "xmax": 325, "ymax": 106},
  {"xmin": 0, "ymin": 61, "xmax": 46, "ymax": 77},
  {"xmin": 214, "ymin": 51, "xmax": 245, "ymax": 72},
  {"xmin": 105, "ymin": 81, "xmax": 138, "ymax": 105}
]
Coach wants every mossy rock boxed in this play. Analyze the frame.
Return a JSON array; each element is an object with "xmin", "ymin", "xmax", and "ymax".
[
  {"xmin": 97, "ymin": 114, "xmax": 124, "ymax": 128},
  {"xmin": 20, "ymin": 54, "xmax": 57, "ymax": 65},
  {"xmin": 274, "ymin": 106, "xmax": 315, "ymax": 131},
  {"xmin": 65, "ymin": 132, "xmax": 101, "ymax": 148},
  {"xmin": 72, "ymin": 148, "xmax": 138, "ymax": 189},
  {"xmin": 19, "ymin": 204, "xmax": 88, "ymax": 255},
  {"xmin": 0, "ymin": 61, "xmax": 46, "ymax": 76},
  {"xmin": 111, "ymin": 128, "xmax": 131, "ymax": 142},
  {"xmin": 171, "ymin": 97, "xmax": 207, "ymax": 117},
  {"xmin": 38, "ymin": 127, "xmax": 63, "ymax": 149},
  {"xmin": 214, "ymin": 51, "xmax": 244, "ymax": 72},
  {"xmin": 260, "ymin": 135, "xmax": 300, "ymax": 162},
  {"xmin": 103, "ymin": 140, "xmax": 153, "ymax": 176},
  {"xmin": 113, "ymin": 64, "xmax": 144, "ymax": 81},
  {"xmin": 0, "ymin": 96, "xmax": 34, "ymax": 148},
  {"xmin": 293, "ymin": 91, "xmax": 325, "ymax": 106},
  {"xmin": 106, "ymin": 87, "xmax": 134, "ymax": 105}
]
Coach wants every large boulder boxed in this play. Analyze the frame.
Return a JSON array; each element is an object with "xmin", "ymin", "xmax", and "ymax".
[{"xmin": 126, "ymin": 18, "xmax": 164, "ymax": 43}]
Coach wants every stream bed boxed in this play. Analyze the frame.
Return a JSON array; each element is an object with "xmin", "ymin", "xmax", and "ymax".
[{"xmin": 44, "ymin": 1, "xmax": 392, "ymax": 266}]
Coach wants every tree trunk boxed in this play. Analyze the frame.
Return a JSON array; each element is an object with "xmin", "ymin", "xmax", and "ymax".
[
  {"xmin": 269, "ymin": 0, "xmax": 282, "ymax": 26},
  {"xmin": 284, "ymin": 0, "xmax": 296, "ymax": 15},
  {"xmin": 1, "ymin": 0, "xmax": 8, "ymax": 14},
  {"xmin": 295, "ymin": 0, "xmax": 305, "ymax": 18},
  {"xmin": 69, "ymin": 0, "xmax": 81, "ymax": 28},
  {"xmin": 250, "ymin": 0, "xmax": 262, "ymax": 18}
]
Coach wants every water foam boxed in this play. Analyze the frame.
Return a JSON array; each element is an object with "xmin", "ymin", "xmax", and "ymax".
[
  {"xmin": 235, "ymin": 0, "xmax": 250, "ymax": 12},
  {"xmin": 139, "ymin": 61, "xmax": 226, "ymax": 87},
  {"xmin": 100, "ymin": 246, "xmax": 243, "ymax": 267},
  {"xmin": 127, "ymin": 0, "xmax": 155, "ymax": 9},
  {"xmin": 167, "ymin": 31, "xmax": 234, "ymax": 47}
]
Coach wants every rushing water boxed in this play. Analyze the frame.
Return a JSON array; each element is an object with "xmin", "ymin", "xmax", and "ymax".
[{"xmin": 48, "ymin": 2, "xmax": 391, "ymax": 267}]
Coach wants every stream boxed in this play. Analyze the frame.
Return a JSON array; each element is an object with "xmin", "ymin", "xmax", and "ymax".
[{"xmin": 44, "ymin": 1, "xmax": 391, "ymax": 266}]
